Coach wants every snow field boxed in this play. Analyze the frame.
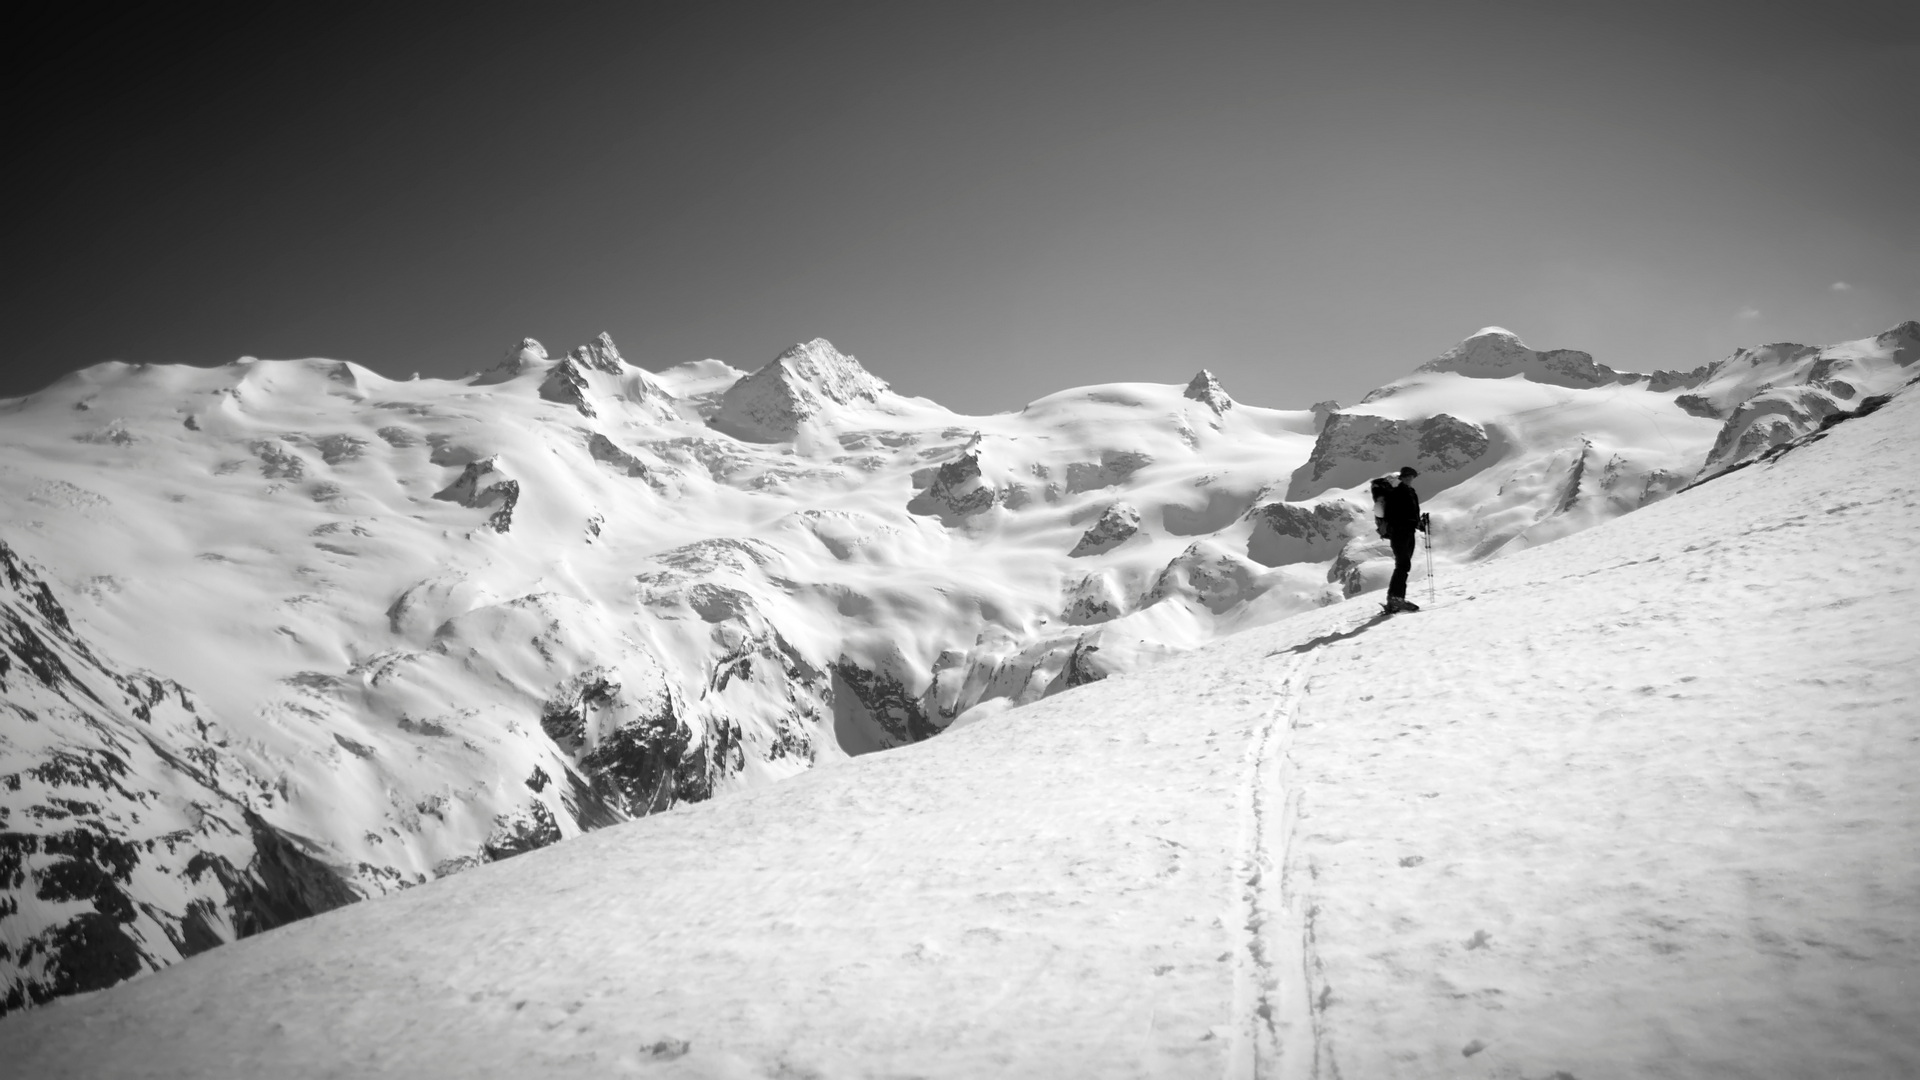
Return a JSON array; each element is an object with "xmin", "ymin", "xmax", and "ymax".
[
  {"xmin": 1278, "ymin": 385, "xmax": 1919, "ymax": 1077},
  {"xmin": 2, "ymin": 330, "xmax": 1914, "ymax": 1073}
]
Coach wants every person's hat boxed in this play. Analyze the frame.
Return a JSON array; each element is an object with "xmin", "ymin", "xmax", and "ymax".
[{"xmin": 1399, "ymin": 466, "xmax": 1420, "ymax": 478}]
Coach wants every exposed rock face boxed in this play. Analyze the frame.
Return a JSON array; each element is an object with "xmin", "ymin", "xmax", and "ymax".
[
  {"xmin": 538, "ymin": 357, "xmax": 599, "ymax": 418},
  {"xmin": 0, "ymin": 541, "xmax": 354, "ymax": 1016},
  {"xmin": 1182, "ymin": 370, "xmax": 1233, "ymax": 414},
  {"xmin": 587, "ymin": 433, "xmax": 650, "ymax": 478},
  {"xmin": 1064, "ymin": 450, "xmax": 1153, "ymax": 494},
  {"xmin": 908, "ymin": 441, "xmax": 1005, "ymax": 522},
  {"xmin": 1246, "ymin": 500, "xmax": 1359, "ymax": 567},
  {"xmin": 1061, "ymin": 572, "xmax": 1128, "ymax": 624},
  {"xmin": 1414, "ymin": 327, "xmax": 1621, "ymax": 389},
  {"xmin": 568, "ymin": 332, "xmax": 626, "ymax": 374},
  {"xmin": 1143, "ymin": 541, "xmax": 1265, "ymax": 615},
  {"xmin": 1310, "ymin": 400, "xmax": 1341, "ymax": 433},
  {"xmin": 1069, "ymin": 503, "xmax": 1141, "ymax": 557},
  {"xmin": 710, "ymin": 339, "xmax": 888, "ymax": 442},
  {"xmin": 473, "ymin": 338, "xmax": 549, "ymax": 385},
  {"xmin": 432, "ymin": 457, "xmax": 519, "ymax": 532},
  {"xmin": 1691, "ymin": 321, "xmax": 1920, "ymax": 479},
  {"xmin": 1286, "ymin": 412, "xmax": 1492, "ymax": 501},
  {"xmin": 831, "ymin": 658, "xmax": 938, "ymax": 750}
]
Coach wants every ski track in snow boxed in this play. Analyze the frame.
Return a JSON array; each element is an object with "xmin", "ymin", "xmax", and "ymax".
[
  {"xmin": 3, "ymin": 361, "xmax": 1919, "ymax": 1076},
  {"xmin": 1228, "ymin": 650, "xmax": 1317, "ymax": 1080}
]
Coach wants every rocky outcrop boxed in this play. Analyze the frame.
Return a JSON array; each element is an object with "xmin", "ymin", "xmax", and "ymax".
[
  {"xmin": 1414, "ymin": 327, "xmax": 1621, "ymax": 389},
  {"xmin": 1690, "ymin": 321, "xmax": 1919, "ymax": 480},
  {"xmin": 1183, "ymin": 370, "xmax": 1233, "ymax": 415},
  {"xmin": 1064, "ymin": 450, "xmax": 1153, "ymax": 494},
  {"xmin": 567, "ymin": 332, "xmax": 626, "ymax": 374},
  {"xmin": 1286, "ymin": 412, "xmax": 1492, "ymax": 501},
  {"xmin": 908, "ymin": 441, "xmax": 1006, "ymax": 522},
  {"xmin": 831, "ymin": 658, "xmax": 938, "ymax": 751},
  {"xmin": 1061, "ymin": 572, "xmax": 1129, "ymax": 624},
  {"xmin": 432, "ymin": 457, "xmax": 520, "ymax": 532},
  {"xmin": 473, "ymin": 338, "xmax": 549, "ymax": 385},
  {"xmin": 1245, "ymin": 500, "xmax": 1359, "ymax": 567},
  {"xmin": 0, "ymin": 540, "xmax": 355, "ymax": 1016},
  {"xmin": 587, "ymin": 433, "xmax": 650, "ymax": 478},
  {"xmin": 1143, "ymin": 541, "xmax": 1265, "ymax": 615},
  {"xmin": 710, "ymin": 339, "xmax": 888, "ymax": 442},
  {"xmin": 1069, "ymin": 503, "xmax": 1141, "ymax": 557},
  {"xmin": 536, "ymin": 661, "xmax": 734, "ymax": 819}
]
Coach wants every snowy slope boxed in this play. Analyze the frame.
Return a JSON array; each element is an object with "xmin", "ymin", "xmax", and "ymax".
[
  {"xmin": 1, "ymin": 344, "xmax": 1913, "ymax": 1079},
  {"xmin": 0, "ymin": 324, "xmax": 1910, "ymax": 1012}
]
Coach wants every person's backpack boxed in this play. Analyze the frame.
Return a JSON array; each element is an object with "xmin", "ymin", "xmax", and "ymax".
[{"xmin": 1369, "ymin": 476, "xmax": 1393, "ymax": 537}]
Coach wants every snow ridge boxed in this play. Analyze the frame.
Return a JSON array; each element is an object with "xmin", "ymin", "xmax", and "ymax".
[{"xmin": 0, "ymin": 319, "xmax": 1911, "ymax": 1020}]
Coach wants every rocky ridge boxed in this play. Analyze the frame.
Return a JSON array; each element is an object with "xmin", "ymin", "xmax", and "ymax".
[{"xmin": 0, "ymin": 321, "xmax": 1911, "ymax": 1013}]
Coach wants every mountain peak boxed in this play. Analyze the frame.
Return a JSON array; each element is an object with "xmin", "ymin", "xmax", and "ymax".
[
  {"xmin": 567, "ymin": 332, "xmax": 627, "ymax": 375},
  {"xmin": 1418, "ymin": 327, "xmax": 1618, "ymax": 389},
  {"xmin": 1183, "ymin": 370, "xmax": 1233, "ymax": 415},
  {"xmin": 711, "ymin": 338, "xmax": 889, "ymax": 442},
  {"xmin": 769, "ymin": 338, "xmax": 888, "ymax": 404}
]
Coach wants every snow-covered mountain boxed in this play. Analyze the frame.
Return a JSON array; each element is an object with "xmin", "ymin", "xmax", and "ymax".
[
  {"xmin": 1, "ymin": 322, "xmax": 1913, "ymax": 1014},
  {"xmin": 2, "ymin": 327, "xmax": 1914, "ymax": 1078}
]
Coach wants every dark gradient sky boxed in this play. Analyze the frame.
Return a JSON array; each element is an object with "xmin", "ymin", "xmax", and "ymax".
[{"xmin": 5, "ymin": 1, "xmax": 1916, "ymax": 412}]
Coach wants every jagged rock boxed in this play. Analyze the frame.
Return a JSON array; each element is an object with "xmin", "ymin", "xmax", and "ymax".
[
  {"xmin": 710, "ymin": 339, "xmax": 889, "ymax": 442},
  {"xmin": 1059, "ymin": 639, "xmax": 1106, "ymax": 688},
  {"xmin": 831, "ymin": 658, "xmax": 938, "ymax": 750},
  {"xmin": 432, "ymin": 457, "xmax": 520, "ymax": 532},
  {"xmin": 1702, "ymin": 388, "xmax": 1846, "ymax": 476},
  {"xmin": 481, "ymin": 802, "xmax": 562, "ymax": 861},
  {"xmin": 1246, "ymin": 500, "xmax": 1359, "ymax": 567},
  {"xmin": 539, "ymin": 356, "xmax": 598, "ymax": 418},
  {"xmin": 1064, "ymin": 450, "xmax": 1153, "ymax": 494},
  {"xmin": 1144, "ymin": 541, "xmax": 1265, "ymax": 615},
  {"xmin": 1069, "ymin": 503, "xmax": 1141, "ymax": 557},
  {"xmin": 1183, "ymin": 370, "xmax": 1233, "ymax": 415},
  {"xmin": 1690, "ymin": 322, "xmax": 1920, "ymax": 479},
  {"xmin": 1061, "ymin": 573, "xmax": 1128, "ymax": 624},
  {"xmin": 0, "ymin": 541, "xmax": 354, "ymax": 1016},
  {"xmin": 568, "ymin": 332, "xmax": 626, "ymax": 374},
  {"xmin": 1413, "ymin": 327, "xmax": 1622, "ymax": 389},
  {"xmin": 1286, "ymin": 412, "xmax": 1492, "ymax": 501},
  {"xmin": 1310, "ymin": 400, "xmax": 1341, "ymax": 433},
  {"xmin": 1643, "ymin": 365, "xmax": 1715, "ymax": 393},
  {"xmin": 587, "ymin": 433, "xmax": 650, "ymax": 478},
  {"xmin": 472, "ymin": 338, "xmax": 549, "ymax": 386},
  {"xmin": 1675, "ymin": 394, "xmax": 1724, "ymax": 419},
  {"xmin": 908, "ymin": 442, "xmax": 1001, "ymax": 522},
  {"xmin": 250, "ymin": 439, "xmax": 307, "ymax": 479}
]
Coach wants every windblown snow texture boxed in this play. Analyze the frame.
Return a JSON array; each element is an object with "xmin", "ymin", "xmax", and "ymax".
[
  {"xmin": 0, "ymin": 323, "xmax": 1912, "ymax": 1019},
  {"xmin": 2, "ymin": 333, "xmax": 1914, "ymax": 1079}
]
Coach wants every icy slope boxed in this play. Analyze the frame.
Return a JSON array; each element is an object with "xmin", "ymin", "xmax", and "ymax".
[
  {"xmin": 0, "ymin": 324, "xmax": 1907, "ymax": 1013},
  {"xmin": 2, "ymin": 361, "xmax": 1913, "ymax": 1078}
]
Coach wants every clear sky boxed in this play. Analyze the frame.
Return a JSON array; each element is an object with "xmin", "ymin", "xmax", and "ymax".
[{"xmin": 4, "ymin": 1, "xmax": 1916, "ymax": 413}]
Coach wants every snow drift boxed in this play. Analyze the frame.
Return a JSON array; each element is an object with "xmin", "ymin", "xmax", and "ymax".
[
  {"xmin": 1, "ymin": 323, "xmax": 1913, "ymax": 1018},
  {"xmin": 0, "ymin": 338, "xmax": 1913, "ymax": 1078}
]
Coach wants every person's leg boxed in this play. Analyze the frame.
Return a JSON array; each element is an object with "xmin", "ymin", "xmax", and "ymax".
[{"xmin": 1388, "ymin": 530, "xmax": 1415, "ymax": 599}]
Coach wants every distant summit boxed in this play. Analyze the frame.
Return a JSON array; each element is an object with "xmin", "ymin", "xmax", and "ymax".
[
  {"xmin": 1415, "ymin": 327, "xmax": 1621, "ymax": 389},
  {"xmin": 1182, "ymin": 370, "xmax": 1233, "ymax": 415},
  {"xmin": 710, "ymin": 338, "xmax": 889, "ymax": 442}
]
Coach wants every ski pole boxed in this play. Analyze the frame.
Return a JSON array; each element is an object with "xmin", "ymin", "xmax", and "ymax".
[{"xmin": 1423, "ymin": 512, "xmax": 1435, "ymax": 606}]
